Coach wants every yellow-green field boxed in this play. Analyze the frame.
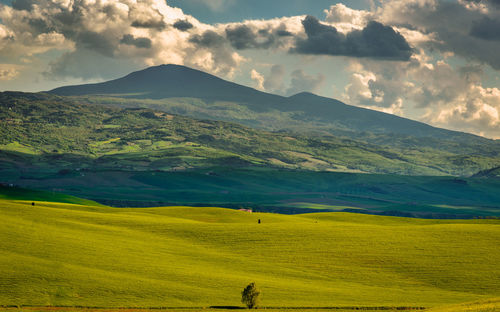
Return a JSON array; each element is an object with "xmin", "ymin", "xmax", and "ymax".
[
  {"xmin": 0, "ymin": 199, "xmax": 499, "ymax": 308},
  {"xmin": 427, "ymin": 298, "xmax": 500, "ymax": 311}
]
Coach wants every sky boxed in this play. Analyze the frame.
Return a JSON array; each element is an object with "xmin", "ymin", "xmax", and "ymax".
[{"xmin": 0, "ymin": 0, "xmax": 500, "ymax": 139}]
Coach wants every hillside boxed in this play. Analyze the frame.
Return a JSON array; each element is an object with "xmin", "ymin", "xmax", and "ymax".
[
  {"xmin": 0, "ymin": 184, "xmax": 101, "ymax": 206},
  {"xmin": 48, "ymin": 64, "xmax": 498, "ymax": 149},
  {"xmin": 2, "ymin": 91, "xmax": 500, "ymax": 217},
  {"xmin": 2, "ymin": 91, "xmax": 500, "ymax": 176},
  {"xmin": 1, "ymin": 199, "xmax": 499, "ymax": 308},
  {"xmin": 3, "ymin": 167, "xmax": 500, "ymax": 218},
  {"xmin": 473, "ymin": 166, "xmax": 500, "ymax": 178}
]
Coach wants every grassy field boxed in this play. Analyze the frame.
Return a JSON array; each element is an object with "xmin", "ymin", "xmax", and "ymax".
[
  {"xmin": 0, "ymin": 199, "xmax": 499, "ymax": 308},
  {"xmin": 0, "ymin": 186, "xmax": 101, "ymax": 206},
  {"xmin": 427, "ymin": 298, "xmax": 500, "ymax": 311}
]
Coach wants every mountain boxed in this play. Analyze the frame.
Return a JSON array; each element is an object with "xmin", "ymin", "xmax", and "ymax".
[
  {"xmin": 2, "ymin": 92, "xmax": 500, "ymax": 216},
  {"xmin": 48, "ymin": 64, "xmax": 488, "ymax": 144},
  {"xmin": 49, "ymin": 64, "xmax": 285, "ymax": 108}
]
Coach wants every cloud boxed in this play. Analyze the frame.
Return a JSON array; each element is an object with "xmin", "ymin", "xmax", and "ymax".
[
  {"xmin": 120, "ymin": 34, "xmax": 152, "ymax": 49},
  {"xmin": 325, "ymin": 3, "xmax": 371, "ymax": 25},
  {"xmin": 225, "ymin": 25, "xmax": 261, "ymax": 50},
  {"xmin": 286, "ymin": 70, "xmax": 325, "ymax": 95},
  {"xmin": 292, "ymin": 16, "xmax": 413, "ymax": 60},
  {"xmin": 331, "ymin": 0, "xmax": 500, "ymax": 136},
  {"xmin": 375, "ymin": 0, "xmax": 500, "ymax": 69},
  {"xmin": 189, "ymin": 30, "xmax": 226, "ymax": 47},
  {"xmin": 249, "ymin": 65, "xmax": 324, "ymax": 96},
  {"xmin": 131, "ymin": 19, "xmax": 166, "ymax": 30},
  {"xmin": 263, "ymin": 64, "xmax": 286, "ymax": 93},
  {"xmin": 421, "ymin": 84, "xmax": 500, "ymax": 139},
  {"xmin": 0, "ymin": 64, "xmax": 19, "ymax": 80},
  {"xmin": 250, "ymin": 69, "xmax": 265, "ymax": 90},
  {"xmin": 342, "ymin": 51, "xmax": 500, "ymax": 138},
  {"xmin": 45, "ymin": 48, "xmax": 140, "ymax": 80},
  {"xmin": 470, "ymin": 17, "xmax": 500, "ymax": 40},
  {"xmin": 463, "ymin": 0, "xmax": 500, "ymax": 8},
  {"xmin": 0, "ymin": 0, "xmax": 248, "ymax": 79},
  {"xmin": 223, "ymin": 21, "xmax": 298, "ymax": 51},
  {"xmin": 11, "ymin": 0, "xmax": 34, "ymax": 11},
  {"xmin": 188, "ymin": 30, "xmax": 245, "ymax": 76},
  {"xmin": 173, "ymin": 19, "xmax": 193, "ymax": 31},
  {"xmin": 76, "ymin": 31, "xmax": 117, "ymax": 57},
  {"xmin": 324, "ymin": 3, "xmax": 372, "ymax": 32},
  {"xmin": 225, "ymin": 24, "xmax": 270, "ymax": 50},
  {"xmin": 343, "ymin": 63, "xmax": 404, "ymax": 112}
]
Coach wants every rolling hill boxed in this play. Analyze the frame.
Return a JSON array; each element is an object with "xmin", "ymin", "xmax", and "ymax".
[{"xmin": 0, "ymin": 199, "xmax": 499, "ymax": 308}]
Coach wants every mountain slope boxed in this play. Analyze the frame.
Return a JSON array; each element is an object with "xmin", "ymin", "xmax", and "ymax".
[
  {"xmin": 287, "ymin": 92, "xmax": 475, "ymax": 140},
  {"xmin": 2, "ymin": 91, "xmax": 500, "ymax": 176},
  {"xmin": 49, "ymin": 64, "xmax": 285, "ymax": 109},
  {"xmin": 48, "ymin": 64, "xmax": 491, "ymax": 144}
]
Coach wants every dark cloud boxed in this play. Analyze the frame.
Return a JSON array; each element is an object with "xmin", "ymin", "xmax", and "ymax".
[
  {"xmin": 28, "ymin": 18, "xmax": 54, "ymax": 35},
  {"xmin": 470, "ymin": 17, "xmax": 500, "ymax": 41},
  {"xmin": 293, "ymin": 15, "xmax": 412, "ymax": 60},
  {"xmin": 120, "ymin": 34, "xmax": 152, "ymax": 49},
  {"xmin": 173, "ymin": 19, "xmax": 193, "ymax": 31},
  {"xmin": 11, "ymin": 0, "xmax": 35, "ymax": 11},
  {"xmin": 131, "ymin": 19, "xmax": 166, "ymax": 30},
  {"xmin": 225, "ymin": 25, "xmax": 268, "ymax": 49},
  {"xmin": 293, "ymin": 16, "xmax": 344, "ymax": 54},
  {"xmin": 53, "ymin": 9, "xmax": 82, "ymax": 31},
  {"xmin": 189, "ymin": 30, "xmax": 226, "ymax": 47},
  {"xmin": 76, "ymin": 31, "xmax": 116, "ymax": 56},
  {"xmin": 276, "ymin": 29, "xmax": 293, "ymax": 37},
  {"xmin": 224, "ymin": 24, "xmax": 290, "ymax": 50}
]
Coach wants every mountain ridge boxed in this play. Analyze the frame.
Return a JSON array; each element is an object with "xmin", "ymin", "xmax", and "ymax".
[{"xmin": 48, "ymin": 64, "xmax": 489, "ymax": 142}]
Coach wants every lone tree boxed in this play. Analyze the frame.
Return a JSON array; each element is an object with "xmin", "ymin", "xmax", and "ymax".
[{"xmin": 241, "ymin": 282, "xmax": 260, "ymax": 309}]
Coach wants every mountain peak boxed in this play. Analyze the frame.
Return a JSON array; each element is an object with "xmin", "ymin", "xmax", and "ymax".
[{"xmin": 289, "ymin": 91, "xmax": 317, "ymax": 98}]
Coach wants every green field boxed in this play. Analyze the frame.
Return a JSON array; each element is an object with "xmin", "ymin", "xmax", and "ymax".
[
  {"xmin": 1, "ymin": 199, "xmax": 498, "ymax": 308},
  {"xmin": 0, "ymin": 186, "xmax": 101, "ymax": 206}
]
